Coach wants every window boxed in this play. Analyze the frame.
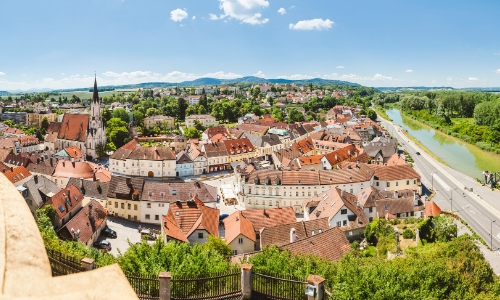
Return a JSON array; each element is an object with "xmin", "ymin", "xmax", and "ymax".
[
  {"xmin": 147, "ymin": 203, "xmax": 151, "ymax": 208},
  {"xmin": 238, "ymin": 237, "xmax": 243, "ymax": 244},
  {"xmin": 372, "ymin": 195, "xmax": 375, "ymax": 202},
  {"xmin": 350, "ymin": 189, "xmax": 353, "ymax": 194},
  {"xmin": 276, "ymin": 201, "xmax": 279, "ymax": 207},
  {"xmin": 343, "ymin": 220, "xmax": 347, "ymax": 226},
  {"xmin": 134, "ymin": 204, "xmax": 138, "ymax": 210},
  {"xmin": 121, "ymin": 203, "xmax": 124, "ymax": 209},
  {"xmin": 414, "ymin": 179, "xmax": 416, "ymax": 184},
  {"xmin": 406, "ymin": 180, "xmax": 409, "ymax": 185},
  {"xmin": 369, "ymin": 207, "xmax": 373, "ymax": 213},
  {"xmin": 284, "ymin": 201, "xmax": 287, "ymax": 206},
  {"xmin": 396, "ymin": 182, "xmax": 399, "ymax": 186},
  {"xmin": 284, "ymin": 192, "xmax": 286, "ymax": 197},
  {"xmin": 308, "ymin": 192, "xmax": 311, "ymax": 196},
  {"xmin": 256, "ymin": 233, "xmax": 260, "ymax": 240},
  {"xmin": 155, "ymin": 215, "xmax": 159, "ymax": 220},
  {"xmin": 134, "ymin": 216, "xmax": 137, "ymax": 221},
  {"xmin": 115, "ymin": 202, "xmax": 118, "ymax": 208},
  {"xmin": 387, "ymin": 182, "xmax": 390, "ymax": 187},
  {"xmin": 248, "ymin": 188, "xmax": 251, "ymax": 194},
  {"xmin": 369, "ymin": 217, "xmax": 373, "ymax": 222},
  {"xmin": 336, "ymin": 221, "xmax": 342, "ymax": 227},
  {"xmin": 145, "ymin": 214, "xmax": 150, "ymax": 220},
  {"xmin": 296, "ymin": 192, "xmax": 299, "ymax": 197},
  {"xmin": 232, "ymin": 250, "xmax": 238, "ymax": 255},
  {"xmin": 410, "ymin": 212, "xmax": 415, "ymax": 217},
  {"xmin": 341, "ymin": 209, "xmax": 347, "ymax": 215},
  {"xmin": 127, "ymin": 203, "xmax": 131, "ymax": 210},
  {"xmin": 376, "ymin": 182, "xmax": 379, "ymax": 186},
  {"xmin": 311, "ymin": 230, "xmax": 315, "ymax": 236},
  {"xmin": 269, "ymin": 200, "xmax": 272, "ymax": 206}
]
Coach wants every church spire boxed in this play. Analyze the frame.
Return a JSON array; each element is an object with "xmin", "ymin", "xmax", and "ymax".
[{"xmin": 92, "ymin": 75, "xmax": 99, "ymax": 103}]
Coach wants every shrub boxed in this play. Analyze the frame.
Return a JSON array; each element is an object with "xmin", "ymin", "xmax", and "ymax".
[{"xmin": 403, "ymin": 229, "xmax": 415, "ymax": 239}]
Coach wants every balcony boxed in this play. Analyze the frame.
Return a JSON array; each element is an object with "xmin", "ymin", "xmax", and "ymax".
[{"xmin": 0, "ymin": 175, "xmax": 137, "ymax": 299}]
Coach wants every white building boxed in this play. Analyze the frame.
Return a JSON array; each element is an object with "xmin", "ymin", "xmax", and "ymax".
[
  {"xmin": 109, "ymin": 140, "xmax": 176, "ymax": 178},
  {"xmin": 185, "ymin": 114, "xmax": 217, "ymax": 128}
]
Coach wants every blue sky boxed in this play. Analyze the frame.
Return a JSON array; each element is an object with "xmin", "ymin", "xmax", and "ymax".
[{"xmin": 1, "ymin": 0, "xmax": 500, "ymax": 90}]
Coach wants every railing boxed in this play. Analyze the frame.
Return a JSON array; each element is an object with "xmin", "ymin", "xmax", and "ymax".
[
  {"xmin": 324, "ymin": 289, "xmax": 333, "ymax": 300},
  {"xmin": 125, "ymin": 273, "xmax": 160, "ymax": 300},
  {"xmin": 46, "ymin": 249, "xmax": 86, "ymax": 276},
  {"xmin": 171, "ymin": 271, "xmax": 242, "ymax": 300},
  {"xmin": 252, "ymin": 272, "xmax": 308, "ymax": 300}
]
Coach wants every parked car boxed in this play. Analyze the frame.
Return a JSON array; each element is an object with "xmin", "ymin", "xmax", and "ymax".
[
  {"xmin": 219, "ymin": 214, "xmax": 229, "ymax": 224},
  {"xmin": 102, "ymin": 227, "xmax": 117, "ymax": 238},
  {"xmin": 140, "ymin": 229, "xmax": 157, "ymax": 241},
  {"xmin": 93, "ymin": 240, "xmax": 111, "ymax": 251},
  {"xmin": 416, "ymin": 152, "xmax": 421, "ymax": 155}
]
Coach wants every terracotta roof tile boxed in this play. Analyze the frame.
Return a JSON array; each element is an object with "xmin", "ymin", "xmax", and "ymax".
[
  {"xmin": 426, "ymin": 201, "xmax": 442, "ymax": 217},
  {"xmin": 47, "ymin": 184, "xmax": 84, "ymax": 220},
  {"xmin": 282, "ymin": 170, "xmax": 320, "ymax": 185},
  {"xmin": 107, "ymin": 175, "xmax": 144, "ymax": 200},
  {"xmin": 224, "ymin": 211, "xmax": 256, "ymax": 244},
  {"xmin": 0, "ymin": 162, "xmax": 31, "ymax": 184},
  {"xmin": 223, "ymin": 138, "xmax": 255, "ymax": 155},
  {"xmin": 65, "ymin": 146, "xmax": 85, "ymax": 159},
  {"xmin": 57, "ymin": 114, "xmax": 89, "ymax": 142},
  {"xmin": 58, "ymin": 200, "xmax": 107, "ymax": 244},
  {"xmin": 260, "ymin": 218, "xmax": 329, "ymax": 248},
  {"xmin": 367, "ymin": 164, "xmax": 421, "ymax": 181},
  {"xmin": 240, "ymin": 207, "xmax": 296, "ymax": 232},
  {"xmin": 67, "ymin": 177, "xmax": 109, "ymax": 200},
  {"xmin": 280, "ymin": 227, "xmax": 351, "ymax": 261},
  {"xmin": 141, "ymin": 181, "xmax": 217, "ymax": 203}
]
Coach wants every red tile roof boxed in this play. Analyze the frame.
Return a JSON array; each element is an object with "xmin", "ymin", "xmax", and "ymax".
[
  {"xmin": 223, "ymin": 138, "xmax": 255, "ymax": 155},
  {"xmin": 280, "ymin": 227, "xmax": 351, "ymax": 261},
  {"xmin": 166, "ymin": 199, "xmax": 219, "ymax": 240},
  {"xmin": 367, "ymin": 164, "xmax": 421, "ymax": 181},
  {"xmin": 0, "ymin": 162, "xmax": 31, "ymax": 184},
  {"xmin": 57, "ymin": 199, "xmax": 107, "ymax": 244},
  {"xmin": 58, "ymin": 114, "xmax": 89, "ymax": 142},
  {"xmin": 65, "ymin": 146, "xmax": 85, "ymax": 159},
  {"xmin": 260, "ymin": 218, "xmax": 329, "ymax": 248},
  {"xmin": 47, "ymin": 184, "xmax": 84, "ymax": 220},
  {"xmin": 53, "ymin": 161, "xmax": 110, "ymax": 180},
  {"xmin": 425, "ymin": 201, "xmax": 442, "ymax": 217},
  {"xmin": 240, "ymin": 207, "xmax": 296, "ymax": 232},
  {"xmin": 224, "ymin": 211, "xmax": 256, "ymax": 244}
]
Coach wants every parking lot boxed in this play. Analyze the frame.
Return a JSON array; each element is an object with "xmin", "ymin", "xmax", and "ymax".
[{"xmin": 95, "ymin": 216, "xmax": 160, "ymax": 256}]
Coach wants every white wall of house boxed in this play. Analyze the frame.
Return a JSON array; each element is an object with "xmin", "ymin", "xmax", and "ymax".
[
  {"xmin": 228, "ymin": 234, "xmax": 255, "ymax": 255},
  {"xmin": 109, "ymin": 158, "xmax": 176, "ymax": 178},
  {"xmin": 328, "ymin": 206, "xmax": 353, "ymax": 228},
  {"xmin": 140, "ymin": 201, "xmax": 170, "ymax": 224},
  {"xmin": 176, "ymin": 163, "xmax": 194, "ymax": 176},
  {"xmin": 187, "ymin": 229, "xmax": 210, "ymax": 245},
  {"xmin": 373, "ymin": 178, "xmax": 421, "ymax": 194}
]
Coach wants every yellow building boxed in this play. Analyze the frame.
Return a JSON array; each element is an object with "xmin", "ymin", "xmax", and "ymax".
[
  {"xmin": 143, "ymin": 115, "xmax": 175, "ymax": 129},
  {"xmin": 106, "ymin": 175, "xmax": 144, "ymax": 221},
  {"xmin": 26, "ymin": 112, "xmax": 57, "ymax": 127}
]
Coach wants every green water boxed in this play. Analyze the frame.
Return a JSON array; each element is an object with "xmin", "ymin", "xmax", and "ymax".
[{"xmin": 385, "ymin": 109, "xmax": 500, "ymax": 179}]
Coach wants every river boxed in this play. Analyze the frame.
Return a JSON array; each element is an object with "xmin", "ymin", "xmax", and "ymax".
[{"xmin": 385, "ymin": 108, "xmax": 500, "ymax": 179}]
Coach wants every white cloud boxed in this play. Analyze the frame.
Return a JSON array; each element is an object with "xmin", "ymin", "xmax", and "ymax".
[
  {"xmin": 192, "ymin": 16, "xmax": 196, "ymax": 20},
  {"xmin": 253, "ymin": 71, "xmax": 266, "ymax": 78},
  {"xmin": 322, "ymin": 73, "xmax": 402, "ymax": 82},
  {"xmin": 209, "ymin": 13, "xmax": 220, "ymax": 20},
  {"xmin": 496, "ymin": 69, "xmax": 500, "ymax": 74},
  {"xmin": 289, "ymin": 18, "xmax": 334, "ymax": 31},
  {"xmin": 277, "ymin": 74, "xmax": 313, "ymax": 80},
  {"xmin": 446, "ymin": 77, "xmax": 452, "ymax": 81},
  {"xmin": 202, "ymin": 71, "xmax": 242, "ymax": 79},
  {"xmin": 0, "ymin": 72, "xmax": 5, "ymax": 76},
  {"xmin": 170, "ymin": 8, "xmax": 188, "ymax": 22},
  {"xmin": 336, "ymin": 66, "xmax": 345, "ymax": 69},
  {"xmin": 277, "ymin": 8, "xmax": 286, "ymax": 15},
  {"xmin": 468, "ymin": 77, "xmax": 479, "ymax": 81},
  {"xmin": 216, "ymin": 0, "xmax": 269, "ymax": 25},
  {"xmin": 290, "ymin": 5, "xmax": 295, "ymax": 9},
  {"xmin": 406, "ymin": 69, "xmax": 413, "ymax": 73}
]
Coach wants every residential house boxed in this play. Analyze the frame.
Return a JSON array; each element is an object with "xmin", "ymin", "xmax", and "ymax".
[
  {"xmin": 46, "ymin": 184, "xmax": 84, "ymax": 229},
  {"xmin": 58, "ymin": 200, "xmax": 108, "ymax": 247},
  {"xmin": 52, "ymin": 160, "xmax": 111, "ymax": 188},
  {"xmin": 176, "ymin": 151, "xmax": 194, "ymax": 177},
  {"xmin": 303, "ymin": 187, "xmax": 369, "ymax": 241},
  {"xmin": 144, "ymin": 115, "xmax": 175, "ymax": 129},
  {"xmin": 140, "ymin": 181, "xmax": 218, "ymax": 224},
  {"xmin": 109, "ymin": 139, "xmax": 177, "ymax": 178},
  {"xmin": 170, "ymin": 136, "xmax": 188, "ymax": 153},
  {"xmin": 376, "ymin": 191, "xmax": 426, "ymax": 220},
  {"xmin": 202, "ymin": 127, "xmax": 229, "ymax": 141},
  {"xmin": 260, "ymin": 218, "xmax": 330, "ymax": 248},
  {"xmin": 367, "ymin": 164, "xmax": 422, "ymax": 194},
  {"xmin": 187, "ymin": 95, "xmax": 202, "ymax": 105},
  {"xmin": 54, "ymin": 146, "xmax": 85, "ymax": 162},
  {"xmin": 185, "ymin": 114, "xmax": 217, "ymax": 128},
  {"xmin": 160, "ymin": 198, "xmax": 219, "ymax": 245},
  {"xmin": 26, "ymin": 111, "xmax": 57, "ymax": 127},
  {"xmin": 22, "ymin": 174, "xmax": 60, "ymax": 216},
  {"xmin": 223, "ymin": 138, "xmax": 257, "ymax": 164},
  {"xmin": 67, "ymin": 177, "xmax": 110, "ymax": 208},
  {"xmin": 238, "ymin": 124, "xmax": 269, "ymax": 136},
  {"xmin": 362, "ymin": 139, "xmax": 398, "ymax": 165},
  {"xmin": 235, "ymin": 164, "xmax": 375, "ymax": 213},
  {"xmin": 386, "ymin": 153, "xmax": 407, "ymax": 166},
  {"xmin": 106, "ymin": 176, "xmax": 144, "ymax": 221},
  {"xmin": 187, "ymin": 143, "xmax": 207, "ymax": 175},
  {"xmin": 0, "ymin": 161, "xmax": 32, "ymax": 187},
  {"xmin": 202, "ymin": 142, "xmax": 229, "ymax": 173},
  {"xmin": 223, "ymin": 211, "xmax": 256, "ymax": 256}
]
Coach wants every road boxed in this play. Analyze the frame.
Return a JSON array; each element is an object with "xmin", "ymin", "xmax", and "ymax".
[{"xmin": 379, "ymin": 118, "xmax": 500, "ymax": 258}]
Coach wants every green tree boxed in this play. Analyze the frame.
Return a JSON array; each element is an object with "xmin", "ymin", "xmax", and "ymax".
[
  {"xmin": 145, "ymin": 107, "xmax": 162, "ymax": 117},
  {"xmin": 102, "ymin": 109, "xmax": 112, "ymax": 124},
  {"xmin": 112, "ymin": 108, "xmax": 130, "ymax": 123},
  {"xmin": 183, "ymin": 127, "xmax": 201, "ymax": 139},
  {"xmin": 40, "ymin": 117, "xmax": 50, "ymax": 131},
  {"xmin": 193, "ymin": 120, "xmax": 206, "ymax": 131},
  {"xmin": 106, "ymin": 118, "xmax": 130, "ymax": 148},
  {"xmin": 287, "ymin": 108, "xmax": 305, "ymax": 123}
]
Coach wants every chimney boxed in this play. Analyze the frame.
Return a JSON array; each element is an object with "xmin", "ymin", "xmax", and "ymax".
[
  {"xmin": 95, "ymin": 178, "xmax": 100, "ymax": 189},
  {"xmin": 89, "ymin": 203, "xmax": 94, "ymax": 224},
  {"xmin": 414, "ymin": 193, "xmax": 419, "ymax": 206},
  {"xmin": 34, "ymin": 175, "xmax": 38, "ymax": 184},
  {"xmin": 341, "ymin": 190, "xmax": 345, "ymax": 198},
  {"xmin": 290, "ymin": 228, "xmax": 298, "ymax": 243}
]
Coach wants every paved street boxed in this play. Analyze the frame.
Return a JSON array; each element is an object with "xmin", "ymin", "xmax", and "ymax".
[
  {"xmin": 379, "ymin": 117, "xmax": 500, "ymax": 274},
  {"xmin": 97, "ymin": 216, "xmax": 160, "ymax": 256}
]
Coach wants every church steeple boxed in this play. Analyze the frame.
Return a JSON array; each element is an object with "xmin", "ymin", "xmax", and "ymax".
[{"xmin": 92, "ymin": 75, "xmax": 99, "ymax": 103}]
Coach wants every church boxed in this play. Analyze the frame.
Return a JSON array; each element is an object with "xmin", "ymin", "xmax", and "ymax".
[{"xmin": 49, "ymin": 77, "xmax": 107, "ymax": 160}]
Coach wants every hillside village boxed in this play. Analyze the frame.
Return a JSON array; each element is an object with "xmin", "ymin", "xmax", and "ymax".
[{"xmin": 0, "ymin": 79, "xmax": 438, "ymax": 260}]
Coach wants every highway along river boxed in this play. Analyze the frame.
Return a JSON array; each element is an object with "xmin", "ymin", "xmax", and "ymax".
[{"xmin": 385, "ymin": 108, "xmax": 500, "ymax": 179}]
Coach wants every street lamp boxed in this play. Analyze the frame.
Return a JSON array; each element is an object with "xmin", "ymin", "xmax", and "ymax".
[{"xmin": 491, "ymin": 220, "xmax": 496, "ymax": 250}]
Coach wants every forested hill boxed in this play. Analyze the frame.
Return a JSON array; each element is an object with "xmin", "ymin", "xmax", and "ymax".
[
  {"xmin": 53, "ymin": 76, "xmax": 362, "ymax": 92},
  {"xmin": 0, "ymin": 91, "xmax": 10, "ymax": 95}
]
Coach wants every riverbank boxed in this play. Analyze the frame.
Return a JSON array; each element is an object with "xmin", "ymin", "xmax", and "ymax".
[{"xmin": 372, "ymin": 105, "xmax": 392, "ymax": 121}]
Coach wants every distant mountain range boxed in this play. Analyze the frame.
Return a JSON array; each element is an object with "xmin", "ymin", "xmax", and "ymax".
[
  {"xmin": 0, "ymin": 91, "xmax": 10, "ymax": 95},
  {"xmin": 51, "ymin": 76, "xmax": 362, "ymax": 93},
  {"xmin": 378, "ymin": 86, "xmax": 500, "ymax": 92}
]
